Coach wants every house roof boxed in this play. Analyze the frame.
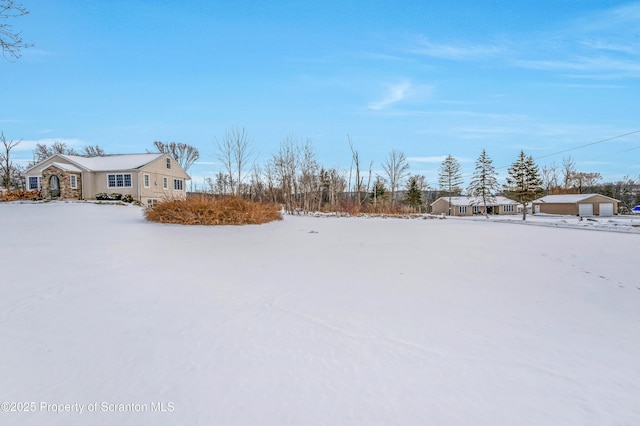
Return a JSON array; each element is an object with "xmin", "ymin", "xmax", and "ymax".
[
  {"xmin": 431, "ymin": 196, "xmax": 517, "ymax": 207},
  {"xmin": 533, "ymin": 194, "xmax": 620, "ymax": 204},
  {"xmin": 61, "ymin": 154, "xmax": 164, "ymax": 171},
  {"xmin": 26, "ymin": 153, "xmax": 165, "ymax": 173},
  {"xmin": 48, "ymin": 162, "xmax": 83, "ymax": 173}
]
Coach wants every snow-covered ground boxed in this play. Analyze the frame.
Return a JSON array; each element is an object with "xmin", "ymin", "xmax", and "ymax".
[
  {"xmin": 467, "ymin": 211, "xmax": 640, "ymax": 234},
  {"xmin": 1, "ymin": 202, "xmax": 639, "ymax": 426}
]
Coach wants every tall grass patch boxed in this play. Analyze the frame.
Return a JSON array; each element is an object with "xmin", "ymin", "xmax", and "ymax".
[{"xmin": 145, "ymin": 196, "xmax": 282, "ymax": 225}]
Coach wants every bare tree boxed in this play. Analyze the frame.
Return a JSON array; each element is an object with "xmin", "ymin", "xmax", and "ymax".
[
  {"xmin": 215, "ymin": 127, "xmax": 255, "ymax": 196},
  {"xmin": 8, "ymin": 162, "xmax": 24, "ymax": 189},
  {"xmin": 581, "ymin": 172, "xmax": 602, "ymax": 193},
  {"xmin": 263, "ymin": 161, "xmax": 279, "ymax": 203},
  {"xmin": 571, "ymin": 171, "xmax": 602, "ymax": 194},
  {"xmin": 82, "ymin": 145, "xmax": 106, "ymax": 157},
  {"xmin": 248, "ymin": 164, "xmax": 267, "ymax": 202},
  {"xmin": 365, "ymin": 159, "xmax": 374, "ymax": 202},
  {"xmin": 382, "ymin": 149, "xmax": 410, "ymax": 204},
  {"xmin": 562, "ymin": 156, "xmax": 576, "ymax": 191},
  {"xmin": 348, "ymin": 135, "xmax": 367, "ymax": 205},
  {"xmin": 152, "ymin": 141, "xmax": 199, "ymax": 173},
  {"xmin": 272, "ymin": 136, "xmax": 300, "ymax": 213},
  {"xmin": 206, "ymin": 171, "xmax": 231, "ymax": 196},
  {"xmin": 1, "ymin": 0, "xmax": 33, "ymax": 61},
  {"xmin": 31, "ymin": 141, "xmax": 78, "ymax": 164},
  {"xmin": 0, "ymin": 131, "xmax": 20, "ymax": 189},
  {"xmin": 298, "ymin": 141, "xmax": 320, "ymax": 212},
  {"xmin": 541, "ymin": 162, "xmax": 560, "ymax": 194},
  {"xmin": 320, "ymin": 167, "xmax": 345, "ymax": 210}
]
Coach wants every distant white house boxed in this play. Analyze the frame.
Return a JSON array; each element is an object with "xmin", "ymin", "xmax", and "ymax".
[
  {"xmin": 531, "ymin": 194, "xmax": 619, "ymax": 217},
  {"xmin": 430, "ymin": 196, "xmax": 518, "ymax": 216},
  {"xmin": 24, "ymin": 153, "xmax": 190, "ymax": 206}
]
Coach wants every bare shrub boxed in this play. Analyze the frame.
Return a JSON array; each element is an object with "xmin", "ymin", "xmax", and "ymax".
[
  {"xmin": 1, "ymin": 189, "xmax": 41, "ymax": 201},
  {"xmin": 144, "ymin": 196, "xmax": 282, "ymax": 226}
]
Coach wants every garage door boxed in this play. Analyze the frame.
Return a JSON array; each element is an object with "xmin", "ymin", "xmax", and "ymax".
[
  {"xmin": 599, "ymin": 203, "xmax": 614, "ymax": 217},
  {"xmin": 578, "ymin": 203, "xmax": 594, "ymax": 217}
]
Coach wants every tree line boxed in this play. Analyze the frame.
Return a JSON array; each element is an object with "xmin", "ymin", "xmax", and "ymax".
[
  {"xmin": 205, "ymin": 128, "xmax": 639, "ymax": 216},
  {"xmin": 1, "ymin": 128, "xmax": 639, "ymax": 215}
]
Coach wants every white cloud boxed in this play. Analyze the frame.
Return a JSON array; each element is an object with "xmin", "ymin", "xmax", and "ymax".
[
  {"xmin": 406, "ymin": 36, "xmax": 504, "ymax": 60},
  {"xmin": 577, "ymin": 2, "xmax": 640, "ymax": 32},
  {"xmin": 515, "ymin": 56, "xmax": 640, "ymax": 76},
  {"xmin": 368, "ymin": 80, "xmax": 433, "ymax": 111},
  {"xmin": 368, "ymin": 81, "xmax": 412, "ymax": 111},
  {"xmin": 511, "ymin": 3, "xmax": 640, "ymax": 80},
  {"xmin": 580, "ymin": 40, "xmax": 637, "ymax": 55}
]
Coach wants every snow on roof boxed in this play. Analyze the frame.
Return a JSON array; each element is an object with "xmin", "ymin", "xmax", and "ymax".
[
  {"xmin": 431, "ymin": 196, "xmax": 517, "ymax": 206},
  {"xmin": 534, "ymin": 194, "xmax": 619, "ymax": 204},
  {"xmin": 49, "ymin": 162, "xmax": 83, "ymax": 173},
  {"xmin": 61, "ymin": 153, "xmax": 163, "ymax": 171}
]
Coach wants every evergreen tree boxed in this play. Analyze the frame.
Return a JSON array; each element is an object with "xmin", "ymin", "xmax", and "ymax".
[
  {"xmin": 467, "ymin": 149, "xmax": 500, "ymax": 218},
  {"xmin": 438, "ymin": 155, "xmax": 463, "ymax": 215},
  {"xmin": 404, "ymin": 175, "xmax": 423, "ymax": 211},
  {"xmin": 370, "ymin": 175, "xmax": 387, "ymax": 206},
  {"xmin": 505, "ymin": 150, "xmax": 543, "ymax": 220}
]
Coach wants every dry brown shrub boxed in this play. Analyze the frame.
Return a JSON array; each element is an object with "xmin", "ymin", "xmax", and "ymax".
[
  {"xmin": 145, "ymin": 196, "xmax": 282, "ymax": 225},
  {"xmin": 1, "ymin": 190, "xmax": 42, "ymax": 202},
  {"xmin": 327, "ymin": 197, "xmax": 421, "ymax": 216}
]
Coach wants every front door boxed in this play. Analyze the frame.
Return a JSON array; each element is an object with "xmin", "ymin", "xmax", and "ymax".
[{"xmin": 50, "ymin": 175, "xmax": 60, "ymax": 198}]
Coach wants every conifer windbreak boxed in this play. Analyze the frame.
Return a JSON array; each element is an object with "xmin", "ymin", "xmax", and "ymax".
[
  {"xmin": 468, "ymin": 149, "xmax": 500, "ymax": 218},
  {"xmin": 505, "ymin": 150, "xmax": 543, "ymax": 220}
]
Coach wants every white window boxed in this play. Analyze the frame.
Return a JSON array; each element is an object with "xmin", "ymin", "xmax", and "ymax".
[
  {"xmin": 70, "ymin": 174, "xmax": 78, "ymax": 189},
  {"xmin": 459, "ymin": 206, "xmax": 467, "ymax": 214},
  {"xmin": 107, "ymin": 173, "xmax": 132, "ymax": 188},
  {"xmin": 162, "ymin": 177, "xmax": 168, "ymax": 189},
  {"xmin": 173, "ymin": 179, "xmax": 183, "ymax": 191},
  {"xmin": 166, "ymin": 158, "xmax": 171, "ymax": 169},
  {"xmin": 504, "ymin": 205, "xmax": 514, "ymax": 212},
  {"xmin": 472, "ymin": 206, "xmax": 481, "ymax": 214},
  {"xmin": 143, "ymin": 174, "xmax": 150, "ymax": 188},
  {"xmin": 147, "ymin": 199, "xmax": 157, "ymax": 208},
  {"xmin": 28, "ymin": 176, "xmax": 40, "ymax": 190}
]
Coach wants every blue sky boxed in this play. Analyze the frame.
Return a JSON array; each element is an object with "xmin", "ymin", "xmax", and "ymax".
[{"xmin": 3, "ymin": 0, "xmax": 640, "ymax": 189}]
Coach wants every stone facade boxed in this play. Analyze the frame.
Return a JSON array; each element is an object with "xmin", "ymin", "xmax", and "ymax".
[{"xmin": 40, "ymin": 165, "xmax": 83, "ymax": 199}]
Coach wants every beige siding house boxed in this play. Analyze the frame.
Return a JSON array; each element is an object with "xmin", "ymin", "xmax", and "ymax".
[
  {"xmin": 532, "ymin": 194, "xmax": 619, "ymax": 217},
  {"xmin": 25, "ymin": 153, "xmax": 190, "ymax": 206},
  {"xmin": 430, "ymin": 196, "xmax": 518, "ymax": 216}
]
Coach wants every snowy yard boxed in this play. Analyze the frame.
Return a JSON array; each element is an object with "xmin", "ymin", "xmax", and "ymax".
[{"xmin": 1, "ymin": 202, "xmax": 639, "ymax": 426}]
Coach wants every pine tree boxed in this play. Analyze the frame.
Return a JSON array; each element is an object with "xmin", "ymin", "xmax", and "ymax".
[
  {"xmin": 505, "ymin": 150, "xmax": 543, "ymax": 220},
  {"xmin": 370, "ymin": 175, "xmax": 387, "ymax": 206},
  {"xmin": 404, "ymin": 175, "xmax": 423, "ymax": 211},
  {"xmin": 438, "ymin": 155, "xmax": 463, "ymax": 215},
  {"xmin": 468, "ymin": 149, "xmax": 500, "ymax": 218}
]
